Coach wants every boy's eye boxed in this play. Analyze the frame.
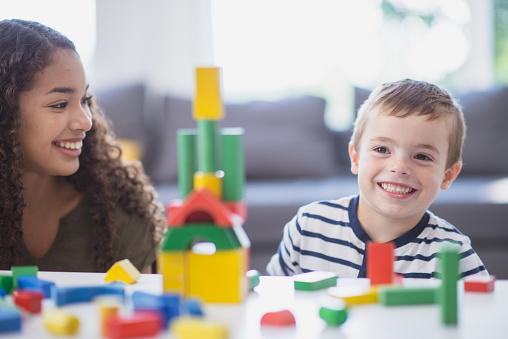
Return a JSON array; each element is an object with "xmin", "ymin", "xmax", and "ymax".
[
  {"xmin": 373, "ymin": 146, "xmax": 389, "ymax": 154},
  {"xmin": 414, "ymin": 153, "xmax": 432, "ymax": 161}
]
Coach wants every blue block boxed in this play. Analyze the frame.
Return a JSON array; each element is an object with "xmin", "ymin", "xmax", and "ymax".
[
  {"xmin": 51, "ymin": 284, "xmax": 125, "ymax": 306},
  {"xmin": 0, "ymin": 308, "xmax": 22, "ymax": 333},
  {"xmin": 180, "ymin": 298, "xmax": 204, "ymax": 316},
  {"xmin": 17, "ymin": 276, "xmax": 55, "ymax": 298},
  {"xmin": 131, "ymin": 291, "xmax": 180, "ymax": 328},
  {"xmin": 0, "ymin": 288, "xmax": 5, "ymax": 298}
]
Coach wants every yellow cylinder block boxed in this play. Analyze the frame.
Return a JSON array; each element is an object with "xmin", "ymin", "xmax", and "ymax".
[{"xmin": 194, "ymin": 171, "xmax": 223, "ymax": 198}]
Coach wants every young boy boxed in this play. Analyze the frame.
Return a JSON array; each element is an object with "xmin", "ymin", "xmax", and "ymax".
[{"xmin": 266, "ymin": 79, "xmax": 488, "ymax": 279}]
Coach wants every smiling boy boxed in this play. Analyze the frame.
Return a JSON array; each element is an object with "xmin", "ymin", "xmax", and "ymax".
[{"xmin": 266, "ymin": 79, "xmax": 488, "ymax": 279}]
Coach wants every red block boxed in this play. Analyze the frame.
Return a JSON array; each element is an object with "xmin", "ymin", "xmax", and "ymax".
[
  {"xmin": 367, "ymin": 242, "xmax": 395, "ymax": 286},
  {"xmin": 260, "ymin": 309, "xmax": 296, "ymax": 327},
  {"xmin": 105, "ymin": 311, "xmax": 161, "ymax": 338},
  {"xmin": 12, "ymin": 290, "xmax": 43, "ymax": 314},
  {"xmin": 464, "ymin": 275, "xmax": 496, "ymax": 293}
]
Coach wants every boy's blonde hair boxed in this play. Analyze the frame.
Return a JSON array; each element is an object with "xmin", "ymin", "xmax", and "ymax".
[{"xmin": 351, "ymin": 79, "xmax": 466, "ymax": 169}]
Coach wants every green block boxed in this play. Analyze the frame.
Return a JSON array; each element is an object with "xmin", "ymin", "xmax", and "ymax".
[
  {"xmin": 438, "ymin": 247, "xmax": 459, "ymax": 325},
  {"xmin": 159, "ymin": 224, "xmax": 242, "ymax": 251},
  {"xmin": 379, "ymin": 286, "xmax": 436, "ymax": 306},
  {"xmin": 246, "ymin": 269, "xmax": 261, "ymax": 290},
  {"xmin": 0, "ymin": 275, "xmax": 13, "ymax": 294},
  {"xmin": 177, "ymin": 129, "xmax": 197, "ymax": 199},
  {"xmin": 221, "ymin": 129, "xmax": 245, "ymax": 202},
  {"xmin": 11, "ymin": 266, "xmax": 38, "ymax": 289},
  {"xmin": 294, "ymin": 271, "xmax": 338, "ymax": 291},
  {"xmin": 319, "ymin": 298, "xmax": 348, "ymax": 326},
  {"xmin": 197, "ymin": 120, "xmax": 219, "ymax": 173}
]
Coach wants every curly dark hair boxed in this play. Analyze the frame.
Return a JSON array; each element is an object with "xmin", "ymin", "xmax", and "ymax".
[{"xmin": 0, "ymin": 19, "xmax": 166, "ymax": 271}]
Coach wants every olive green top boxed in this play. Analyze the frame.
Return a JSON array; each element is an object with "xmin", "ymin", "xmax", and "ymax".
[{"xmin": 17, "ymin": 197, "xmax": 156, "ymax": 272}]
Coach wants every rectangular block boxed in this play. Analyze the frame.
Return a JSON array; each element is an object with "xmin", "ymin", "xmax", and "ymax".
[
  {"xmin": 367, "ymin": 242, "xmax": 395, "ymax": 286},
  {"xmin": 464, "ymin": 275, "xmax": 496, "ymax": 293},
  {"xmin": 379, "ymin": 287, "xmax": 436, "ymax": 306},
  {"xmin": 294, "ymin": 271, "xmax": 338, "ymax": 291}
]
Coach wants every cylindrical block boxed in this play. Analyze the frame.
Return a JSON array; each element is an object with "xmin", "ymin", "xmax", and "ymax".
[
  {"xmin": 221, "ymin": 128, "xmax": 245, "ymax": 202},
  {"xmin": 177, "ymin": 129, "xmax": 197, "ymax": 199},
  {"xmin": 194, "ymin": 171, "xmax": 224, "ymax": 198},
  {"xmin": 198, "ymin": 120, "xmax": 219, "ymax": 173}
]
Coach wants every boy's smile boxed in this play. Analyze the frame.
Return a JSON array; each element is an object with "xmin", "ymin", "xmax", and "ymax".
[{"xmin": 349, "ymin": 111, "xmax": 461, "ymax": 241}]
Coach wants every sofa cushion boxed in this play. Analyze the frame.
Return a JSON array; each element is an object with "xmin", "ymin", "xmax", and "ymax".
[
  {"xmin": 457, "ymin": 86, "xmax": 508, "ymax": 176},
  {"xmin": 153, "ymin": 95, "xmax": 340, "ymax": 183}
]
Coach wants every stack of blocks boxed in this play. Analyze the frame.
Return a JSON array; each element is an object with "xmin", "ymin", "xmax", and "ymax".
[{"xmin": 158, "ymin": 67, "xmax": 251, "ymax": 303}]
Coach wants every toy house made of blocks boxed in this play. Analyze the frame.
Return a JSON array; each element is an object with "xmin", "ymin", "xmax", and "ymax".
[{"xmin": 158, "ymin": 67, "xmax": 250, "ymax": 303}]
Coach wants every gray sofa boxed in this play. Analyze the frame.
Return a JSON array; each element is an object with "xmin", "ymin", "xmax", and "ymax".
[{"xmin": 96, "ymin": 84, "xmax": 508, "ymax": 278}]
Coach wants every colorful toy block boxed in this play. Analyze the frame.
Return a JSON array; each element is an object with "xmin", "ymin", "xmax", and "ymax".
[
  {"xmin": 105, "ymin": 311, "xmax": 162, "ymax": 339},
  {"xmin": 464, "ymin": 275, "xmax": 496, "ymax": 293},
  {"xmin": 11, "ymin": 265, "xmax": 38, "ymax": 289},
  {"xmin": 17, "ymin": 276, "xmax": 55, "ymax": 298},
  {"xmin": 158, "ymin": 67, "xmax": 250, "ymax": 304},
  {"xmin": 193, "ymin": 67, "xmax": 224, "ymax": 120},
  {"xmin": 437, "ymin": 247, "xmax": 459, "ymax": 325},
  {"xmin": 319, "ymin": 297, "xmax": 348, "ymax": 326},
  {"xmin": 180, "ymin": 298, "xmax": 204, "ymax": 317},
  {"xmin": 12, "ymin": 290, "xmax": 43, "ymax": 313},
  {"xmin": 246, "ymin": 269, "xmax": 261, "ymax": 290},
  {"xmin": 0, "ymin": 275, "xmax": 13, "ymax": 295},
  {"xmin": 131, "ymin": 291, "xmax": 180, "ymax": 327},
  {"xmin": 294, "ymin": 271, "xmax": 338, "ymax": 291},
  {"xmin": 0, "ymin": 308, "xmax": 21, "ymax": 333},
  {"xmin": 378, "ymin": 286, "xmax": 436, "ymax": 306},
  {"xmin": 105, "ymin": 259, "xmax": 141, "ymax": 284},
  {"xmin": 43, "ymin": 309, "xmax": 80, "ymax": 336},
  {"xmin": 329, "ymin": 286, "xmax": 379, "ymax": 306},
  {"xmin": 260, "ymin": 309, "xmax": 296, "ymax": 327},
  {"xmin": 94, "ymin": 295, "xmax": 121, "ymax": 337},
  {"xmin": 366, "ymin": 242, "xmax": 394, "ymax": 286},
  {"xmin": 51, "ymin": 284, "xmax": 125, "ymax": 306},
  {"xmin": 171, "ymin": 317, "xmax": 228, "ymax": 339}
]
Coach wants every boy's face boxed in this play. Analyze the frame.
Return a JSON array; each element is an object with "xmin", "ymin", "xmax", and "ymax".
[{"xmin": 349, "ymin": 110, "xmax": 461, "ymax": 226}]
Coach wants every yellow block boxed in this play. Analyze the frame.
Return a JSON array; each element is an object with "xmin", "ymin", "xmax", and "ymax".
[
  {"xmin": 94, "ymin": 296, "xmax": 121, "ymax": 337},
  {"xmin": 194, "ymin": 171, "xmax": 223, "ymax": 198},
  {"xmin": 104, "ymin": 259, "xmax": 141, "ymax": 284},
  {"xmin": 159, "ymin": 252, "xmax": 186, "ymax": 294},
  {"xmin": 187, "ymin": 248, "xmax": 248, "ymax": 303},
  {"xmin": 43, "ymin": 310, "xmax": 80, "ymax": 336},
  {"xmin": 330, "ymin": 286, "xmax": 379, "ymax": 306},
  {"xmin": 193, "ymin": 67, "xmax": 224, "ymax": 120},
  {"xmin": 171, "ymin": 317, "xmax": 228, "ymax": 339}
]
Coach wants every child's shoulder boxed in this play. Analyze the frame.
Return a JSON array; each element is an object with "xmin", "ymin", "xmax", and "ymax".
[{"xmin": 423, "ymin": 210, "xmax": 470, "ymax": 243}]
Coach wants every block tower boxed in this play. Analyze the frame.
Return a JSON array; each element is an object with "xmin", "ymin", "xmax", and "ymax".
[{"xmin": 158, "ymin": 67, "xmax": 250, "ymax": 303}]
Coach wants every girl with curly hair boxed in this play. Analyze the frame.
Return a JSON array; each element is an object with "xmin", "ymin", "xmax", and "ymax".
[{"xmin": 0, "ymin": 19, "xmax": 166, "ymax": 273}]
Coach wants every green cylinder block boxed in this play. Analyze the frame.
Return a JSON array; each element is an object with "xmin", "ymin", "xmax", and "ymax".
[
  {"xmin": 177, "ymin": 129, "xmax": 197, "ymax": 199},
  {"xmin": 221, "ymin": 128, "xmax": 245, "ymax": 202},
  {"xmin": 197, "ymin": 120, "xmax": 219, "ymax": 173}
]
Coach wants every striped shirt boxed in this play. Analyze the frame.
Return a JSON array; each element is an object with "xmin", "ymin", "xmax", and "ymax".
[{"xmin": 266, "ymin": 195, "xmax": 488, "ymax": 279}]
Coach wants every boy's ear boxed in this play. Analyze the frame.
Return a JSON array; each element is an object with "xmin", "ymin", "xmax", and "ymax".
[
  {"xmin": 348, "ymin": 142, "xmax": 359, "ymax": 175},
  {"xmin": 440, "ymin": 161, "xmax": 462, "ymax": 190}
]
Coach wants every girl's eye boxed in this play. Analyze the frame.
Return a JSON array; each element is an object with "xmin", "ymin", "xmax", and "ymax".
[
  {"xmin": 373, "ymin": 146, "xmax": 389, "ymax": 154},
  {"xmin": 415, "ymin": 153, "xmax": 432, "ymax": 161},
  {"xmin": 51, "ymin": 102, "xmax": 67, "ymax": 109},
  {"xmin": 81, "ymin": 95, "xmax": 93, "ymax": 106}
]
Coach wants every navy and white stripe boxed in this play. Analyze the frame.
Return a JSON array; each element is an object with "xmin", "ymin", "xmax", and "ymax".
[{"xmin": 266, "ymin": 195, "xmax": 488, "ymax": 279}]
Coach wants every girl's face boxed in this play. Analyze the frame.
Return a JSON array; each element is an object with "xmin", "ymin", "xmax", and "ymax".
[{"xmin": 17, "ymin": 48, "xmax": 93, "ymax": 178}]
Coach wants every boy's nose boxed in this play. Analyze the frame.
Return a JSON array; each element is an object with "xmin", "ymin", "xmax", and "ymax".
[{"xmin": 390, "ymin": 156, "xmax": 410, "ymax": 175}]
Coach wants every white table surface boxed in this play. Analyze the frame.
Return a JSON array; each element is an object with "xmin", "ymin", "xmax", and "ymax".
[{"xmin": 1, "ymin": 271, "xmax": 507, "ymax": 339}]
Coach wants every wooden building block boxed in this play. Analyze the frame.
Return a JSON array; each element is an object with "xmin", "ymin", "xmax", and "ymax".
[
  {"xmin": 51, "ymin": 284, "xmax": 125, "ymax": 307},
  {"xmin": 17, "ymin": 276, "xmax": 55, "ymax": 298},
  {"xmin": 105, "ymin": 259, "xmax": 141, "ymax": 284},
  {"xmin": 43, "ymin": 309, "xmax": 80, "ymax": 336},
  {"xmin": 260, "ymin": 309, "xmax": 296, "ymax": 327},
  {"xmin": 13, "ymin": 290, "xmax": 44, "ymax": 313},
  {"xmin": 105, "ymin": 311, "xmax": 161, "ymax": 338},
  {"xmin": 131, "ymin": 291, "xmax": 180, "ymax": 327},
  {"xmin": 366, "ymin": 242, "xmax": 395, "ymax": 286},
  {"xmin": 437, "ymin": 247, "xmax": 459, "ymax": 325},
  {"xmin": 11, "ymin": 265, "xmax": 38, "ymax": 289},
  {"xmin": 194, "ymin": 171, "xmax": 223, "ymax": 198},
  {"xmin": 379, "ymin": 286, "xmax": 436, "ymax": 306},
  {"xmin": 319, "ymin": 297, "xmax": 348, "ymax": 326},
  {"xmin": 294, "ymin": 271, "xmax": 338, "ymax": 291},
  {"xmin": 171, "ymin": 317, "xmax": 228, "ymax": 339},
  {"xmin": 329, "ymin": 286, "xmax": 379, "ymax": 306},
  {"xmin": 0, "ymin": 308, "xmax": 21, "ymax": 333},
  {"xmin": 464, "ymin": 275, "xmax": 496, "ymax": 293},
  {"xmin": 193, "ymin": 67, "xmax": 224, "ymax": 120}
]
